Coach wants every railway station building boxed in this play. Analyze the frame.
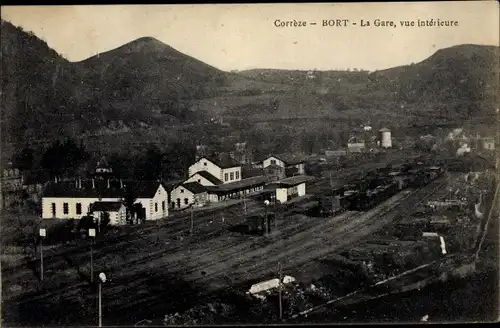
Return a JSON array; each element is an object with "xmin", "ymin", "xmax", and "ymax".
[
  {"xmin": 89, "ymin": 201, "xmax": 127, "ymax": 225},
  {"xmin": 41, "ymin": 179, "xmax": 169, "ymax": 221},
  {"xmin": 170, "ymin": 181, "xmax": 208, "ymax": 210},
  {"xmin": 253, "ymin": 154, "xmax": 306, "ymax": 177},
  {"xmin": 205, "ymin": 175, "xmax": 268, "ymax": 202},
  {"xmin": 267, "ymin": 175, "xmax": 315, "ymax": 204},
  {"xmin": 188, "ymin": 155, "xmax": 242, "ymax": 184}
]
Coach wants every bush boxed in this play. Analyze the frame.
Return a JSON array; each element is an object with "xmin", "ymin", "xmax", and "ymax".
[
  {"xmin": 78, "ymin": 215, "xmax": 97, "ymax": 231},
  {"xmin": 100, "ymin": 212, "xmax": 111, "ymax": 230}
]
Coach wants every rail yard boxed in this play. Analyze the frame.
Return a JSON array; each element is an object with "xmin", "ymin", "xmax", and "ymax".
[{"xmin": 1, "ymin": 153, "xmax": 497, "ymax": 326}]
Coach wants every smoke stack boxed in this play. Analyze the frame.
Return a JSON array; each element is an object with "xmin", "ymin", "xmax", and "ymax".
[
  {"xmin": 107, "ymin": 178, "xmax": 110, "ymax": 189},
  {"xmin": 78, "ymin": 178, "xmax": 82, "ymax": 189},
  {"xmin": 75, "ymin": 179, "xmax": 78, "ymax": 188},
  {"xmin": 120, "ymin": 179, "xmax": 123, "ymax": 189},
  {"xmin": 92, "ymin": 178, "xmax": 95, "ymax": 189}
]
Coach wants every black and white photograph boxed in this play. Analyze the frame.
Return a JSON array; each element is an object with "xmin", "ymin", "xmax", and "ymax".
[{"xmin": 1, "ymin": 2, "xmax": 499, "ymax": 326}]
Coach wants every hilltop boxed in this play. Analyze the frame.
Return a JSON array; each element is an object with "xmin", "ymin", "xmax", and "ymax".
[{"xmin": 1, "ymin": 19, "xmax": 498, "ymax": 156}]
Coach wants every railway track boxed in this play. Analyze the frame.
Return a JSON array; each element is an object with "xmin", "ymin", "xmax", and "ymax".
[{"xmin": 2, "ymin": 162, "xmax": 444, "ymax": 325}]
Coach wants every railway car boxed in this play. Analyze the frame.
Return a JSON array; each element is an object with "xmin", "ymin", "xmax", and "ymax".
[
  {"xmin": 313, "ymin": 195, "xmax": 345, "ymax": 217},
  {"xmin": 247, "ymin": 214, "xmax": 275, "ymax": 235}
]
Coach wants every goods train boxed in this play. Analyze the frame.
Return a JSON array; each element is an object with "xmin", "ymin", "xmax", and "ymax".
[{"xmin": 311, "ymin": 163, "xmax": 444, "ymax": 216}]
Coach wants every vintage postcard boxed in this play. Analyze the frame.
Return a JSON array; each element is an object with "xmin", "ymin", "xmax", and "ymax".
[{"xmin": 1, "ymin": 2, "xmax": 499, "ymax": 326}]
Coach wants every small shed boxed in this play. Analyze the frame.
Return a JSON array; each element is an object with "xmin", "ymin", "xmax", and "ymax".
[
  {"xmin": 273, "ymin": 175, "xmax": 314, "ymax": 203},
  {"xmin": 89, "ymin": 201, "xmax": 126, "ymax": 225}
]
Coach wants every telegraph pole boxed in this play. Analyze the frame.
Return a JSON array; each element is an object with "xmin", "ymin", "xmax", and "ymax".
[
  {"xmin": 190, "ymin": 203, "xmax": 194, "ymax": 234},
  {"xmin": 278, "ymin": 261, "xmax": 283, "ymax": 320},
  {"xmin": 89, "ymin": 228, "xmax": 96, "ymax": 283},
  {"xmin": 264, "ymin": 200, "xmax": 270, "ymax": 235},
  {"xmin": 39, "ymin": 228, "xmax": 46, "ymax": 281}
]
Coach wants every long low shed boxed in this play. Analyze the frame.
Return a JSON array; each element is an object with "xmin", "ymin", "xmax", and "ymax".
[{"xmin": 205, "ymin": 176, "xmax": 269, "ymax": 201}]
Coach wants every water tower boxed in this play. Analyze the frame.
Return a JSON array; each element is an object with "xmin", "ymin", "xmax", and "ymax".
[{"xmin": 379, "ymin": 128, "xmax": 392, "ymax": 148}]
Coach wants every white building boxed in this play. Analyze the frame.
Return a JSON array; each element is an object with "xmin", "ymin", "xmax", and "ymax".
[
  {"xmin": 347, "ymin": 137, "xmax": 366, "ymax": 153},
  {"xmin": 184, "ymin": 171, "xmax": 223, "ymax": 187},
  {"xmin": 255, "ymin": 155, "xmax": 306, "ymax": 176},
  {"xmin": 482, "ymin": 137, "xmax": 495, "ymax": 151},
  {"xmin": 188, "ymin": 156, "xmax": 241, "ymax": 184},
  {"xmin": 89, "ymin": 201, "xmax": 127, "ymax": 225},
  {"xmin": 41, "ymin": 179, "xmax": 168, "ymax": 221},
  {"xmin": 272, "ymin": 176, "xmax": 313, "ymax": 203},
  {"xmin": 379, "ymin": 128, "xmax": 392, "ymax": 148},
  {"xmin": 170, "ymin": 182, "xmax": 208, "ymax": 210}
]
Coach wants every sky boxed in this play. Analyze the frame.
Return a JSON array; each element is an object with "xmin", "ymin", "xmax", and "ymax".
[{"xmin": 2, "ymin": 2, "xmax": 499, "ymax": 71}]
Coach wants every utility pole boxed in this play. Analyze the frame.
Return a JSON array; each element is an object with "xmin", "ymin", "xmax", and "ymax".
[
  {"xmin": 278, "ymin": 261, "xmax": 283, "ymax": 320},
  {"xmin": 264, "ymin": 200, "xmax": 270, "ymax": 236},
  {"xmin": 98, "ymin": 272, "xmax": 107, "ymax": 327},
  {"xmin": 39, "ymin": 228, "xmax": 46, "ymax": 281},
  {"xmin": 190, "ymin": 202, "xmax": 195, "ymax": 234},
  {"xmin": 89, "ymin": 228, "xmax": 96, "ymax": 283},
  {"xmin": 330, "ymin": 172, "xmax": 335, "ymax": 215}
]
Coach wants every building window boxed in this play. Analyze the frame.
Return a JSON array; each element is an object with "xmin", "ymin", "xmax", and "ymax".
[
  {"xmin": 184, "ymin": 198, "xmax": 189, "ymax": 205},
  {"xmin": 236, "ymin": 171, "xmax": 240, "ymax": 180},
  {"xmin": 162, "ymin": 201, "xmax": 165, "ymax": 211},
  {"xmin": 76, "ymin": 203, "xmax": 82, "ymax": 215},
  {"xmin": 51, "ymin": 203, "xmax": 56, "ymax": 216},
  {"xmin": 155, "ymin": 202, "xmax": 158, "ymax": 212},
  {"xmin": 171, "ymin": 202, "xmax": 175, "ymax": 208},
  {"xmin": 224, "ymin": 173, "xmax": 228, "ymax": 181},
  {"xmin": 204, "ymin": 162, "xmax": 207, "ymax": 166},
  {"xmin": 63, "ymin": 203, "xmax": 69, "ymax": 215},
  {"xmin": 198, "ymin": 179, "xmax": 201, "ymax": 183},
  {"xmin": 230, "ymin": 172, "xmax": 234, "ymax": 180},
  {"xmin": 271, "ymin": 159, "xmax": 276, "ymax": 165},
  {"xmin": 180, "ymin": 189, "xmax": 184, "ymax": 193}
]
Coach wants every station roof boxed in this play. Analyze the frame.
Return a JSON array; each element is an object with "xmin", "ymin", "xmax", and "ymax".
[
  {"xmin": 89, "ymin": 201, "xmax": 124, "ymax": 212},
  {"xmin": 197, "ymin": 155, "xmax": 241, "ymax": 169},
  {"xmin": 206, "ymin": 175, "xmax": 268, "ymax": 193},
  {"xmin": 43, "ymin": 179, "xmax": 164, "ymax": 199},
  {"xmin": 255, "ymin": 153, "xmax": 307, "ymax": 165},
  {"xmin": 192, "ymin": 171, "xmax": 224, "ymax": 185},
  {"xmin": 274, "ymin": 175, "xmax": 315, "ymax": 188},
  {"xmin": 182, "ymin": 182, "xmax": 207, "ymax": 194}
]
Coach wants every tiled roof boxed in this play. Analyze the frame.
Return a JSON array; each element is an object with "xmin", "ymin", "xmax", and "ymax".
[
  {"xmin": 275, "ymin": 175, "xmax": 315, "ymax": 187},
  {"xmin": 199, "ymin": 155, "xmax": 241, "ymax": 169},
  {"xmin": 264, "ymin": 164, "xmax": 284, "ymax": 171},
  {"xmin": 195, "ymin": 171, "xmax": 223, "ymax": 185},
  {"xmin": 206, "ymin": 175, "xmax": 268, "ymax": 193},
  {"xmin": 43, "ymin": 179, "xmax": 163, "ymax": 199},
  {"xmin": 129, "ymin": 181, "xmax": 163, "ymax": 198},
  {"xmin": 182, "ymin": 182, "xmax": 207, "ymax": 194},
  {"xmin": 257, "ymin": 154, "xmax": 306, "ymax": 166},
  {"xmin": 89, "ymin": 201, "xmax": 124, "ymax": 212},
  {"xmin": 163, "ymin": 179, "xmax": 185, "ymax": 191}
]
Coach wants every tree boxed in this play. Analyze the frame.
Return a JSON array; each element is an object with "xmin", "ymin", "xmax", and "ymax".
[
  {"xmin": 123, "ymin": 186, "xmax": 138, "ymax": 224},
  {"xmin": 13, "ymin": 147, "xmax": 35, "ymax": 171},
  {"xmin": 78, "ymin": 215, "xmax": 97, "ymax": 231},
  {"xmin": 134, "ymin": 145, "xmax": 164, "ymax": 180},
  {"xmin": 41, "ymin": 137, "xmax": 89, "ymax": 178},
  {"xmin": 100, "ymin": 212, "xmax": 111, "ymax": 229}
]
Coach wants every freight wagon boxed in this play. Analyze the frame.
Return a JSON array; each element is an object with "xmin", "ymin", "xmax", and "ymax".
[{"xmin": 246, "ymin": 214, "xmax": 275, "ymax": 235}]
